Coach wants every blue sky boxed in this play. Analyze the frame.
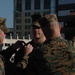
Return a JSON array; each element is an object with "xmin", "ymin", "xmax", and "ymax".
[{"xmin": 0, "ymin": 0, "xmax": 13, "ymax": 28}]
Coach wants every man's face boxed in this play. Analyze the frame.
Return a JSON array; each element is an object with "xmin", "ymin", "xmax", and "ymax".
[
  {"xmin": 0, "ymin": 29, "xmax": 6, "ymax": 44},
  {"xmin": 32, "ymin": 26, "xmax": 45, "ymax": 39}
]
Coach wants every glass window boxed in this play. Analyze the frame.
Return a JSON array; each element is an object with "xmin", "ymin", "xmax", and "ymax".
[
  {"xmin": 28, "ymin": 19, "xmax": 31, "ymax": 23},
  {"xmin": 16, "ymin": 25, "xmax": 22, "ymax": 30},
  {"xmin": 58, "ymin": 0, "xmax": 75, "ymax": 5},
  {"xmin": 16, "ymin": 0, "xmax": 22, "ymax": 11},
  {"xmin": 28, "ymin": 25, "xmax": 31, "ymax": 29},
  {"xmin": 34, "ymin": 12, "xmax": 40, "ymax": 14},
  {"xmin": 44, "ymin": 0, "xmax": 50, "ymax": 9},
  {"xmin": 25, "ymin": 32, "xmax": 28, "ymax": 36},
  {"xmin": 25, "ymin": 13, "xmax": 27, "ymax": 16},
  {"xmin": 25, "ymin": 19, "xmax": 27, "ymax": 23},
  {"xmin": 58, "ymin": 10, "xmax": 72, "ymax": 16},
  {"xmin": 25, "ymin": 25, "xmax": 28, "ymax": 29},
  {"xmin": 25, "ymin": 0, "xmax": 31, "ymax": 10},
  {"xmin": 16, "ymin": 32, "xmax": 21, "ymax": 36},
  {"xmin": 43, "ymin": 11, "xmax": 50, "ymax": 16},
  {"xmin": 19, "ymin": 19, "xmax": 22, "ymax": 23},
  {"xmin": 25, "ymin": 12, "xmax": 31, "ymax": 17},
  {"xmin": 16, "ymin": 19, "xmax": 22, "ymax": 23},
  {"xmin": 28, "ymin": 12, "xmax": 31, "ymax": 16},
  {"xmin": 34, "ymin": 0, "xmax": 40, "ymax": 9},
  {"xmin": 51, "ymin": 0, "xmax": 55, "ymax": 13}
]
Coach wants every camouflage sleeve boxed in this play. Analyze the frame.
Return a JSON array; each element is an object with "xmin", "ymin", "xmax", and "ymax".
[
  {"xmin": 71, "ymin": 37, "xmax": 75, "ymax": 47},
  {"xmin": 0, "ymin": 55, "xmax": 5, "ymax": 75},
  {"xmin": 6, "ymin": 54, "xmax": 29, "ymax": 75},
  {"xmin": 70, "ymin": 46, "xmax": 75, "ymax": 75},
  {"xmin": 16, "ymin": 54, "xmax": 29, "ymax": 69}
]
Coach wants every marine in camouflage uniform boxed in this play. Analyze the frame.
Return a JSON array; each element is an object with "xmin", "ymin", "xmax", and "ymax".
[
  {"xmin": 12, "ymin": 38, "xmax": 75, "ymax": 75},
  {"xmin": 0, "ymin": 55, "xmax": 5, "ymax": 75},
  {"xmin": 0, "ymin": 17, "xmax": 9, "ymax": 75},
  {"xmin": 15, "ymin": 14, "xmax": 75, "ymax": 75},
  {"xmin": 0, "ymin": 17, "xmax": 26, "ymax": 75},
  {"xmin": 8, "ymin": 15, "xmax": 75, "ymax": 75},
  {"xmin": 36, "ymin": 14, "xmax": 75, "ymax": 75}
]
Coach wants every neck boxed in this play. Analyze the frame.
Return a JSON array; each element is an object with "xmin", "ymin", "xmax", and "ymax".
[
  {"xmin": 51, "ymin": 29, "xmax": 61, "ymax": 38},
  {"xmin": 33, "ymin": 37, "xmax": 46, "ymax": 44}
]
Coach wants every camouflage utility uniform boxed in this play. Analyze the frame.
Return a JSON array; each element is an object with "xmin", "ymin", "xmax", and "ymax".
[
  {"xmin": 10, "ymin": 37, "xmax": 75, "ymax": 75},
  {"xmin": 0, "ymin": 55, "xmax": 5, "ymax": 75},
  {"xmin": 21, "ymin": 37, "xmax": 74, "ymax": 75}
]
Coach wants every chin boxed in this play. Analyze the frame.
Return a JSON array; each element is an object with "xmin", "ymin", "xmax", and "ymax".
[{"xmin": 35, "ymin": 37, "xmax": 40, "ymax": 39}]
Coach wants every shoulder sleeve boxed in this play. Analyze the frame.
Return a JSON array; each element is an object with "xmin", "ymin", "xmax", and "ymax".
[
  {"xmin": 0, "ymin": 55, "xmax": 5, "ymax": 75},
  {"xmin": 71, "ymin": 37, "xmax": 75, "ymax": 47},
  {"xmin": 5, "ymin": 54, "xmax": 29, "ymax": 75},
  {"xmin": 16, "ymin": 54, "xmax": 29, "ymax": 69}
]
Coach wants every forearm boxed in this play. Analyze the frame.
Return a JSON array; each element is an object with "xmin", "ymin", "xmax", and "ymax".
[
  {"xmin": 6, "ymin": 54, "xmax": 29, "ymax": 75},
  {"xmin": 16, "ymin": 54, "xmax": 29, "ymax": 69}
]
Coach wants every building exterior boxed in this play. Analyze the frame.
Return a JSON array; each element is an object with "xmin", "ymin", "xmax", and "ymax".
[
  {"xmin": 13, "ymin": 0, "xmax": 75, "ymax": 40},
  {"xmin": 56, "ymin": 0, "xmax": 75, "ymax": 40},
  {"xmin": 13, "ymin": 0, "xmax": 55, "ymax": 39}
]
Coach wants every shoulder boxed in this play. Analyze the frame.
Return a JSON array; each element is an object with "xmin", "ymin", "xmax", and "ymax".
[
  {"xmin": 0, "ymin": 55, "xmax": 5, "ymax": 75},
  {"xmin": 71, "ymin": 37, "xmax": 75, "ymax": 47}
]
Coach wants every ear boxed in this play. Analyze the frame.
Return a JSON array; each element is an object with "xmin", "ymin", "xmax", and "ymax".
[{"xmin": 59, "ymin": 24, "xmax": 62, "ymax": 31}]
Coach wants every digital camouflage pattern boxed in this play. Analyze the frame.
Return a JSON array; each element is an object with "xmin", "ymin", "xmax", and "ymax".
[
  {"xmin": 0, "ymin": 17, "xmax": 9, "ymax": 33},
  {"xmin": 7, "ymin": 37, "xmax": 75, "ymax": 75},
  {"xmin": 11, "ymin": 13, "xmax": 75, "ymax": 75},
  {"xmin": 41, "ymin": 37, "xmax": 75, "ymax": 75},
  {"xmin": 72, "ymin": 37, "xmax": 75, "ymax": 47},
  {"xmin": 0, "ymin": 55, "xmax": 5, "ymax": 75},
  {"xmin": 21, "ymin": 37, "xmax": 74, "ymax": 75}
]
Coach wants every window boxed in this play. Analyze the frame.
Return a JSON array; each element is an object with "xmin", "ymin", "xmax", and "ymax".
[
  {"xmin": 25, "ymin": 25, "xmax": 31, "ymax": 29},
  {"xmin": 16, "ymin": 25, "xmax": 22, "ymax": 30},
  {"xmin": 16, "ymin": 13, "xmax": 22, "ymax": 17},
  {"xmin": 58, "ymin": 0, "xmax": 75, "ymax": 5},
  {"xmin": 16, "ymin": 0, "xmax": 22, "ymax": 11},
  {"xmin": 16, "ymin": 32, "xmax": 21, "ymax": 36},
  {"xmin": 25, "ymin": 32, "xmax": 28, "ymax": 36},
  {"xmin": 25, "ymin": 13, "xmax": 27, "ymax": 16},
  {"xmin": 25, "ymin": 19, "xmax": 31, "ymax": 23},
  {"xmin": 25, "ymin": 19, "xmax": 27, "ymax": 23},
  {"xmin": 34, "ymin": 12, "xmax": 40, "ymax": 14},
  {"xmin": 25, "ymin": 0, "xmax": 31, "ymax": 10},
  {"xmin": 28, "ymin": 25, "xmax": 31, "ymax": 29},
  {"xmin": 16, "ymin": 19, "xmax": 22, "ymax": 23},
  {"xmin": 28, "ymin": 12, "xmax": 31, "ymax": 16},
  {"xmin": 43, "ymin": 11, "xmax": 50, "ymax": 16},
  {"xmin": 25, "ymin": 25, "xmax": 27, "ymax": 29},
  {"xmin": 44, "ymin": 0, "xmax": 50, "ymax": 9},
  {"xmin": 28, "ymin": 19, "xmax": 31, "ymax": 23},
  {"xmin": 58, "ymin": 10, "xmax": 71, "ymax": 16},
  {"xmin": 25, "ymin": 32, "xmax": 30, "ymax": 36},
  {"xmin": 25, "ymin": 12, "xmax": 31, "ymax": 17},
  {"xmin": 51, "ymin": 0, "xmax": 55, "ymax": 13},
  {"xmin": 34, "ymin": 0, "xmax": 40, "ymax": 9}
]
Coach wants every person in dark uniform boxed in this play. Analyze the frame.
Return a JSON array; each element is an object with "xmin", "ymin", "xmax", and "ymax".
[{"xmin": 14, "ymin": 14, "xmax": 46, "ymax": 63}]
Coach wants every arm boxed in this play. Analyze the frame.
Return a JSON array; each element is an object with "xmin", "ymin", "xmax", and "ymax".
[
  {"xmin": 0, "ymin": 55, "xmax": 5, "ymax": 75},
  {"xmin": 6, "ymin": 44, "xmax": 33, "ymax": 75},
  {"xmin": 0, "ymin": 40, "xmax": 25, "ymax": 60}
]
